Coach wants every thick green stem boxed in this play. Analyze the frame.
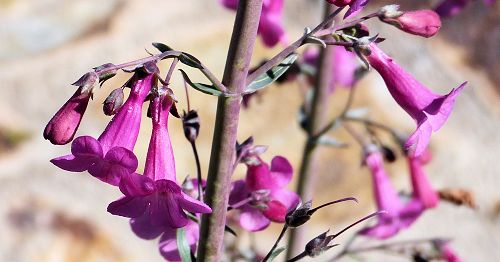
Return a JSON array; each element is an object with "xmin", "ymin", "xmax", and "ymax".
[
  {"xmin": 285, "ymin": 3, "xmax": 337, "ymax": 259},
  {"xmin": 196, "ymin": 1, "xmax": 263, "ymax": 261}
]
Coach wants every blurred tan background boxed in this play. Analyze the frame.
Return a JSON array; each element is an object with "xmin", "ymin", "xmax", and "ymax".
[{"xmin": 0, "ymin": 0, "xmax": 499, "ymax": 261}]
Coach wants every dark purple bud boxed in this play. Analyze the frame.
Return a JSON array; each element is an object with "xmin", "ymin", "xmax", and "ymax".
[
  {"xmin": 285, "ymin": 200, "xmax": 313, "ymax": 228},
  {"xmin": 236, "ymin": 136, "xmax": 268, "ymax": 164},
  {"xmin": 43, "ymin": 86, "xmax": 92, "ymax": 145},
  {"xmin": 381, "ymin": 145, "xmax": 397, "ymax": 162},
  {"xmin": 182, "ymin": 110, "xmax": 200, "ymax": 143},
  {"xmin": 103, "ymin": 88, "xmax": 124, "ymax": 116},
  {"xmin": 305, "ymin": 230, "xmax": 338, "ymax": 257}
]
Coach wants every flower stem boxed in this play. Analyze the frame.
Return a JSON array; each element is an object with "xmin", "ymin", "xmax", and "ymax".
[
  {"xmin": 246, "ymin": 7, "xmax": 344, "ymax": 84},
  {"xmin": 263, "ymin": 225, "xmax": 288, "ymax": 261},
  {"xmin": 196, "ymin": 1, "xmax": 263, "ymax": 261},
  {"xmin": 287, "ymin": 251, "xmax": 307, "ymax": 262},
  {"xmin": 285, "ymin": 3, "xmax": 338, "ymax": 259},
  {"xmin": 190, "ymin": 140, "xmax": 203, "ymax": 202}
]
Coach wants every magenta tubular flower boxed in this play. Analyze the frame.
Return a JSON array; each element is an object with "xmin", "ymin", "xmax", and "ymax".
[
  {"xmin": 408, "ymin": 149, "xmax": 439, "ymax": 209},
  {"xmin": 51, "ymin": 71, "xmax": 154, "ymax": 185},
  {"xmin": 304, "ymin": 46, "xmax": 358, "ymax": 92},
  {"xmin": 366, "ymin": 43, "xmax": 466, "ymax": 157},
  {"xmin": 229, "ymin": 156, "xmax": 300, "ymax": 231},
  {"xmin": 159, "ymin": 220, "xmax": 199, "ymax": 262},
  {"xmin": 219, "ymin": 0, "xmax": 286, "ymax": 47},
  {"xmin": 326, "ymin": 0, "xmax": 370, "ymax": 18},
  {"xmin": 360, "ymin": 150, "xmax": 423, "ymax": 239},
  {"xmin": 43, "ymin": 86, "xmax": 92, "ymax": 145},
  {"xmin": 107, "ymin": 94, "xmax": 211, "ymax": 239}
]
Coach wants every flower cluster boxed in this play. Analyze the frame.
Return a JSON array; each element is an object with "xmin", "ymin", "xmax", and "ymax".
[
  {"xmin": 359, "ymin": 145, "xmax": 439, "ymax": 239},
  {"xmin": 45, "ymin": 63, "xmax": 211, "ymax": 260}
]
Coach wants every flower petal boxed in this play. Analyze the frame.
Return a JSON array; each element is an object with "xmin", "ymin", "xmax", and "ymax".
[
  {"xmin": 179, "ymin": 192, "xmax": 212, "ymax": 214},
  {"xmin": 107, "ymin": 196, "xmax": 148, "ymax": 218},
  {"xmin": 270, "ymin": 156, "xmax": 293, "ymax": 187},
  {"xmin": 270, "ymin": 189, "xmax": 300, "ymax": 211},
  {"xmin": 159, "ymin": 221, "xmax": 199, "ymax": 261},
  {"xmin": 71, "ymin": 136, "xmax": 103, "ymax": 158},
  {"xmin": 262, "ymin": 200, "xmax": 287, "ymax": 223},
  {"xmin": 152, "ymin": 180, "xmax": 188, "ymax": 228},
  {"xmin": 51, "ymin": 154, "xmax": 90, "ymax": 172},
  {"xmin": 229, "ymin": 180, "xmax": 249, "ymax": 206},
  {"xmin": 88, "ymin": 147, "xmax": 138, "ymax": 186},
  {"xmin": 246, "ymin": 162, "xmax": 275, "ymax": 191},
  {"xmin": 130, "ymin": 213, "xmax": 165, "ymax": 240},
  {"xmin": 119, "ymin": 172, "xmax": 155, "ymax": 196},
  {"xmin": 239, "ymin": 206, "xmax": 271, "ymax": 232}
]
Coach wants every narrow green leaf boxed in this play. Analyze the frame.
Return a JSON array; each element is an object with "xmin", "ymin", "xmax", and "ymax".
[
  {"xmin": 152, "ymin": 42, "xmax": 173, "ymax": 53},
  {"xmin": 264, "ymin": 247, "xmax": 286, "ymax": 262},
  {"xmin": 179, "ymin": 69, "xmax": 225, "ymax": 96},
  {"xmin": 179, "ymin": 52, "xmax": 203, "ymax": 69},
  {"xmin": 176, "ymin": 228, "xmax": 192, "ymax": 262},
  {"xmin": 246, "ymin": 53, "xmax": 298, "ymax": 94}
]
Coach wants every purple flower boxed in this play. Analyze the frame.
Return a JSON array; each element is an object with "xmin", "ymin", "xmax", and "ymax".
[
  {"xmin": 219, "ymin": 0, "xmax": 287, "ymax": 47},
  {"xmin": 107, "ymin": 93, "xmax": 211, "ymax": 239},
  {"xmin": 159, "ymin": 220, "xmax": 199, "ymax": 262},
  {"xmin": 303, "ymin": 46, "xmax": 359, "ymax": 92},
  {"xmin": 366, "ymin": 43, "xmax": 466, "ymax": 157},
  {"xmin": 229, "ymin": 156, "xmax": 300, "ymax": 231},
  {"xmin": 359, "ymin": 149, "xmax": 423, "ymax": 239},
  {"xmin": 43, "ymin": 72, "xmax": 98, "ymax": 145},
  {"xmin": 326, "ymin": 0, "xmax": 370, "ymax": 18},
  {"xmin": 51, "ymin": 71, "xmax": 154, "ymax": 185},
  {"xmin": 434, "ymin": 0, "xmax": 495, "ymax": 18},
  {"xmin": 434, "ymin": 240, "xmax": 463, "ymax": 262},
  {"xmin": 408, "ymin": 149, "xmax": 439, "ymax": 209}
]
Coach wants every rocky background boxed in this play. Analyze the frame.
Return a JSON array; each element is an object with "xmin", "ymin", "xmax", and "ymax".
[{"xmin": 0, "ymin": 0, "xmax": 499, "ymax": 261}]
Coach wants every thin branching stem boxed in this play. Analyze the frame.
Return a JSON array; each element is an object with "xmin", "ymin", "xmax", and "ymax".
[{"xmin": 262, "ymin": 225, "xmax": 289, "ymax": 261}]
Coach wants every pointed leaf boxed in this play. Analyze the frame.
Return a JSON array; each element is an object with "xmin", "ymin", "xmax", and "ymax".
[
  {"xmin": 179, "ymin": 52, "xmax": 203, "ymax": 69},
  {"xmin": 264, "ymin": 247, "xmax": 286, "ymax": 262},
  {"xmin": 179, "ymin": 69, "xmax": 225, "ymax": 96},
  {"xmin": 246, "ymin": 53, "xmax": 298, "ymax": 94},
  {"xmin": 152, "ymin": 42, "xmax": 173, "ymax": 53},
  {"xmin": 176, "ymin": 228, "xmax": 192, "ymax": 262}
]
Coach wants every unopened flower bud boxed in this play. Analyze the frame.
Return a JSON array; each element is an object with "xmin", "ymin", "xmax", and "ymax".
[
  {"xmin": 103, "ymin": 88, "xmax": 124, "ymax": 116},
  {"xmin": 381, "ymin": 145, "xmax": 397, "ymax": 162},
  {"xmin": 380, "ymin": 9, "xmax": 441, "ymax": 38},
  {"xmin": 43, "ymin": 86, "xmax": 92, "ymax": 145},
  {"xmin": 182, "ymin": 110, "xmax": 200, "ymax": 143}
]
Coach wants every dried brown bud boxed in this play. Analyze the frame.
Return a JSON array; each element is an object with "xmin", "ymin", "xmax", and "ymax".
[{"xmin": 438, "ymin": 188, "xmax": 477, "ymax": 209}]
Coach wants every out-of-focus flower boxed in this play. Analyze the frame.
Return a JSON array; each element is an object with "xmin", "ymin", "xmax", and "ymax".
[
  {"xmin": 51, "ymin": 69, "xmax": 156, "ymax": 185},
  {"xmin": 107, "ymin": 94, "xmax": 211, "ymax": 239},
  {"xmin": 378, "ymin": 5, "xmax": 441, "ymax": 38},
  {"xmin": 434, "ymin": 0, "xmax": 496, "ymax": 18},
  {"xmin": 303, "ymin": 46, "xmax": 359, "ymax": 92},
  {"xmin": 159, "ymin": 220, "xmax": 199, "ymax": 262},
  {"xmin": 408, "ymin": 149, "xmax": 439, "ymax": 209},
  {"xmin": 366, "ymin": 43, "xmax": 466, "ymax": 156},
  {"xmin": 229, "ymin": 156, "xmax": 300, "ymax": 231},
  {"xmin": 219, "ymin": 0, "xmax": 287, "ymax": 47},
  {"xmin": 43, "ymin": 72, "xmax": 98, "ymax": 145},
  {"xmin": 360, "ymin": 148, "xmax": 423, "ymax": 239},
  {"xmin": 434, "ymin": 240, "xmax": 463, "ymax": 262},
  {"xmin": 326, "ymin": 0, "xmax": 370, "ymax": 18}
]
